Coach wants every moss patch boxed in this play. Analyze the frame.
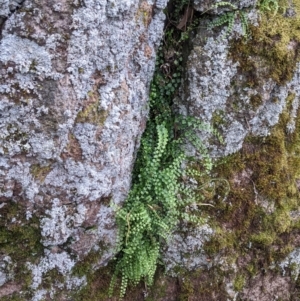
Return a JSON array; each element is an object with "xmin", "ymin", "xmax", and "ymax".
[
  {"xmin": 0, "ymin": 201, "xmax": 43, "ymax": 298},
  {"xmin": 0, "ymin": 202, "xmax": 43, "ymax": 262},
  {"xmin": 230, "ymin": 0, "xmax": 300, "ymax": 86},
  {"xmin": 76, "ymin": 96, "xmax": 108, "ymax": 126},
  {"xmin": 249, "ymin": 94, "xmax": 263, "ymax": 110},
  {"xmin": 30, "ymin": 164, "xmax": 52, "ymax": 182},
  {"xmin": 72, "ymin": 261, "xmax": 117, "ymax": 301},
  {"xmin": 233, "ymin": 274, "xmax": 246, "ymax": 292},
  {"xmin": 195, "ymin": 101, "xmax": 300, "ymax": 298}
]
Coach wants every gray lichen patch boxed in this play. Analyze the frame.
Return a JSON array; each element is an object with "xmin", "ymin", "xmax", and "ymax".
[
  {"xmin": 0, "ymin": 0, "xmax": 24, "ymax": 30},
  {"xmin": 280, "ymin": 248, "xmax": 300, "ymax": 281},
  {"xmin": 163, "ymin": 223, "xmax": 214, "ymax": 274},
  {"xmin": 27, "ymin": 249, "xmax": 86, "ymax": 300},
  {"xmin": 0, "ymin": 34, "xmax": 53, "ymax": 75},
  {"xmin": 40, "ymin": 198, "xmax": 73, "ymax": 246}
]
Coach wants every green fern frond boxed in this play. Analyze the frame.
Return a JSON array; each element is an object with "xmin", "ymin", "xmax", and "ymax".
[
  {"xmin": 239, "ymin": 11, "xmax": 249, "ymax": 38},
  {"xmin": 257, "ymin": 0, "xmax": 279, "ymax": 15},
  {"xmin": 206, "ymin": 1, "xmax": 250, "ymax": 39},
  {"xmin": 210, "ymin": 1, "xmax": 238, "ymax": 10},
  {"xmin": 110, "ymin": 34, "xmax": 222, "ymax": 297},
  {"xmin": 208, "ymin": 11, "xmax": 236, "ymax": 30}
]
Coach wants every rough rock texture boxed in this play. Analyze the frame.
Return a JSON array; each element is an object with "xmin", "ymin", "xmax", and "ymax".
[
  {"xmin": 163, "ymin": 1, "xmax": 300, "ymax": 300},
  {"xmin": 176, "ymin": 11, "xmax": 300, "ymax": 157},
  {"xmin": 163, "ymin": 223, "xmax": 214, "ymax": 274},
  {"xmin": 0, "ymin": 0, "xmax": 168, "ymax": 299},
  {"xmin": 3, "ymin": 0, "xmax": 300, "ymax": 300}
]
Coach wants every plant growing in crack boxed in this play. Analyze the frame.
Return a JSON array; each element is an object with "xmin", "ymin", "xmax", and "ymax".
[
  {"xmin": 206, "ymin": 2, "xmax": 249, "ymax": 38},
  {"xmin": 108, "ymin": 46, "xmax": 222, "ymax": 299}
]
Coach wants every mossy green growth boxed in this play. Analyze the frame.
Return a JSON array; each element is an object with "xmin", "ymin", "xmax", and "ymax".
[
  {"xmin": 73, "ymin": 257, "xmax": 137, "ymax": 301},
  {"xmin": 251, "ymin": 231, "xmax": 276, "ymax": 246},
  {"xmin": 249, "ymin": 94, "xmax": 263, "ymax": 110},
  {"xmin": 0, "ymin": 201, "xmax": 43, "ymax": 297},
  {"xmin": 144, "ymin": 273, "xmax": 168, "ymax": 301},
  {"xmin": 0, "ymin": 202, "xmax": 43, "ymax": 261},
  {"xmin": 72, "ymin": 249, "xmax": 104, "ymax": 279},
  {"xmin": 286, "ymin": 92, "xmax": 296, "ymax": 109},
  {"xmin": 231, "ymin": 0, "xmax": 300, "ymax": 86},
  {"xmin": 30, "ymin": 164, "xmax": 52, "ymax": 183},
  {"xmin": 201, "ymin": 105, "xmax": 300, "ymax": 285},
  {"xmin": 174, "ymin": 267, "xmax": 230, "ymax": 300},
  {"xmin": 76, "ymin": 98, "xmax": 108, "ymax": 126},
  {"xmin": 233, "ymin": 274, "xmax": 246, "ymax": 292},
  {"xmin": 211, "ymin": 110, "xmax": 226, "ymax": 129},
  {"xmin": 1, "ymin": 293, "xmax": 28, "ymax": 301},
  {"xmin": 178, "ymin": 278, "xmax": 194, "ymax": 301}
]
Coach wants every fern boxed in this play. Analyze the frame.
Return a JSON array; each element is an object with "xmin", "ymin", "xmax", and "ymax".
[
  {"xmin": 109, "ymin": 114, "xmax": 218, "ymax": 298},
  {"xmin": 109, "ymin": 18, "xmax": 220, "ymax": 296},
  {"xmin": 240, "ymin": 11, "xmax": 249, "ymax": 38},
  {"xmin": 207, "ymin": 2, "xmax": 249, "ymax": 38},
  {"xmin": 209, "ymin": 1, "xmax": 237, "ymax": 10},
  {"xmin": 257, "ymin": 0, "xmax": 279, "ymax": 15},
  {"xmin": 109, "ymin": 124, "xmax": 187, "ymax": 298}
]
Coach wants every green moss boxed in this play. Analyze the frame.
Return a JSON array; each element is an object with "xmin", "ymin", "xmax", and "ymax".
[
  {"xmin": 72, "ymin": 262, "xmax": 116, "ymax": 301},
  {"xmin": 0, "ymin": 202, "xmax": 43, "ymax": 261},
  {"xmin": 233, "ymin": 274, "xmax": 246, "ymax": 292},
  {"xmin": 1, "ymin": 293, "xmax": 29, "ymax": 301},
  {"xmin": 72, "ymin": 249, "xmax": 103, "ymax": 278},
  {"xmin": 249, "ymin": 94, "xmax": 263, "ymax": 110},
  {"xmin": 199, "ymin": 94, "xmax": 300, "ymax": 287},
  {"xmin": 290, "ymin": 262, "xmax": 300, "ymax": 281},
  {"xmin": 246, "ymin": 263, "xmax": 257, "ymax": 277},
  {"xmin": 251, "ymin": 231, "xmax": 276, "ymax": 246},
  {"xmin": 0, "ymin": 201, "xmax": 43, "ymax": 297},
  {"xmin": 175, "ymin": 267, "xmax": 229, "ymax": 300},
  {"xmin": 30, "ymin": 164, "xmax": 52, "ymax": 182},
  {"xmin": 178, "ymin": 278, "xmax": 194, "ymax": 301},
  {"xmin": 76, "ymin": 98, "xmax": 108, "ymax": 126},
  {"xmin": 145, "ymin": 274, "xmax": 168, "ymax": 300},
  {"xmin": 211, "ymin": 110, "xmax": 226, "ymax": 129},
  {"xmin": 286, "ymin": 92, "xmax": 296, "ymax": 109},
  {"xmin": 42, "ymin": 268, "xmax": 65, "ymax": 290},
  {"xmin": 273, "ymin": 207, "xmax": 292, "ymax": 233},
  {"xmin": 0, "ymin": 221, "xmax": 42, "ymax": 260},
  {"xmin": 231, "ymin": 1, "xmax": 300, "ymax": 86},
  {"xmin": 204, "ymin": 227, "xmax": 238, "ymax": 255}
]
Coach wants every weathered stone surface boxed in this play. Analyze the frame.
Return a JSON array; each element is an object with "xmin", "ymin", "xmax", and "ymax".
[
  {"xmin": 166, "ymin": 2, "xmax": 300, "ymax": 300},
  {"xmin": 177, "ymin": 10, "xmax": 300, "ymax": 158},
  {"xmin": 0, "ymin": 0, "xmax": 168, "ymax": 299},
  {"xmin": 163, "ymin": 224, "xmax": 214, "ymax": 274},
  {"xmin": 3, "ymin": 0, "xmax": 300, "ymax": 300}
]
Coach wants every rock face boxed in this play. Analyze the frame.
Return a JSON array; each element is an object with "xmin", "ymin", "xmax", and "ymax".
[
  {"xmin": 2, "ymin": 0, "xmax": 300, "ymax": 300},
  {"xmin": 0, "ymin": 0, "xmax": 168, "ymax": 299},
  {"xmin": 163, "ymin": 0, "xmax": 300, "ymax": 300},
  {"xmin": 179, "ymin": 7, "xmax": 300, "ymax": 156}
]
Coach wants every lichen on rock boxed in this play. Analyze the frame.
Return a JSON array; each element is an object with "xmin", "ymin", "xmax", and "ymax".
[{"xmin": 0, "ymin": 0, "xmax": 168, "ymax": 299}]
